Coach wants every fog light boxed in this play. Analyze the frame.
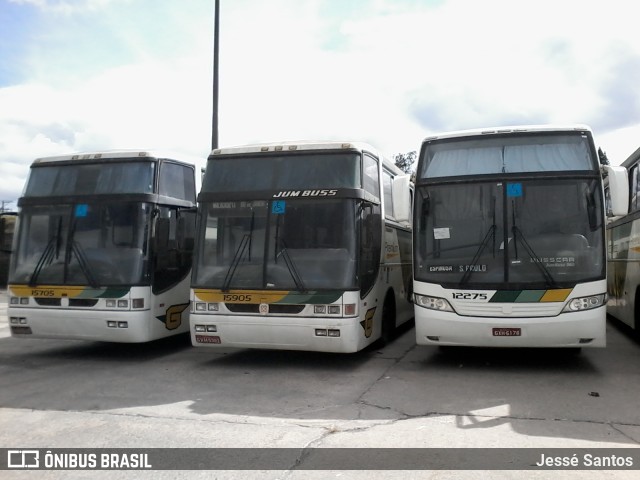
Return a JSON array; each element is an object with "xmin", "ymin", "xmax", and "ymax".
[
  {"xmin": 314, "ymin": 305, "xmax": 326, "ymax": 314},
  {"xmin": 117, "ymin": 321, "xmax": 128, "ymax": 328},
  {"xmin": 315, "ymin": 329, "xmax": 328, "ymax": 336},
  {"xmin": 206, "ymin": 325, "xmax": 217, "ymax": 332},
  {"xmin": 106, "ymin": 299, "xmax": 116, "ymax": 308},
  {"xmin": 10, "ymin": 317, "xmax": 19, "ymax": 324},
  {"xmin": 19, "ymin": 318, "xmax": 27, "ymax": 325},
  {"xmin": 328, "ymin": 329, "xmax": 340, "ymax": 337},
  {"xmin": 107, "ymin": 321, "xmax": 117, "ymax": 328},
  {"xmin": 194, "ymin": 325, "xmax": 206, "ymax": 332}
]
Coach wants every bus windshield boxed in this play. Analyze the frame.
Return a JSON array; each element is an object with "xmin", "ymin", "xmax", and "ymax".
[
  {"xmin": 193, "ymin": 199, "xmax": 358, "ymax": 290},
  {"xmin": 10, "ymin": 202, "xmax": 152, "ymax": 286},
  {"xmin": 419, "ymin": 133, "xmax": 596, "ymax": 178},
  {"xmin": 201, "ymin": 153, "xmax": 361, "ymax": 193},
  {"xmin": 25, "ymin": 161, "xmax": 155, "ymax": 196},
  {"xmin": 415, "ymin": 178, "xmax": 604, "ymax": 289}
]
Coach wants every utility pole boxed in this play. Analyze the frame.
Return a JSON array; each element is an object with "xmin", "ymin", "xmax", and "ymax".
[
  {"xmin": 0, "ymin": 201, "xmax": 13, "ymax": 213},
  {"xmin": 211, "ymin": 0, "xmax": 220, "ymax": 150}
]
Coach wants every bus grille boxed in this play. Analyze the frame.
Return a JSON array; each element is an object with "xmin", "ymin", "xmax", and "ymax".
[
  {"xmin": 225, "ymin": 303, "xmax": 306, "ymax": 314},
  {"xmin": 34, "ymin": 298, "xmax": 61, "ymax": 306},
  {"xmin": 69, "ymin": 299, "xmax": 99, "ymax": 307}
]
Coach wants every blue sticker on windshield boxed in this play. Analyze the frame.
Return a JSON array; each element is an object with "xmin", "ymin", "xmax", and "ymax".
[
  {"xmin": 75, "ymin": 204, "xmax": 89, "ymax": 217},
  {"xmin": 507, "ymin": 183, "xmax": 522, "ymax": 197},
  {"xmin": 272, "ymin": 200, "xmax": 286, "ymax": 214}
]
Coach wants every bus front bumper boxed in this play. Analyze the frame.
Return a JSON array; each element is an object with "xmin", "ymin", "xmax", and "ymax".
[
  {"xmin": 189, "ymin": 313, "xmax": 367, "ymax": 353},
  {"xmin": 414, "ymin": 306, "xmax": 606, "ymax": 348}
]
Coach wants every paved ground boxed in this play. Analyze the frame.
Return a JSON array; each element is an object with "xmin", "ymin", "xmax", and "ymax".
[{"xmin": 1, "ymin": 289, "xmax": 639, "ymax": 479}]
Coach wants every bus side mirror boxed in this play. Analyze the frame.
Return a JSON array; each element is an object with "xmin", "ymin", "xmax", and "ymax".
[
  {"xmin": 392, "ymin": 174, "xmax": 411, "ymax": 224},
  {"xmin": 604, "ymin": 165, "xmax": 629, "ymax": 217}
]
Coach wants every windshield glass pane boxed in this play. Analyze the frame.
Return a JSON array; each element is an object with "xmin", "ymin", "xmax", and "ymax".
[
  {"xmin": 25, "ymin": 161, "xmax": 155, "ymax": 196},
  {"xmin": 266, "ymin": 199, "xmax": 356, "ymax": 290},
  {"xmin": 193, "ymin": 201, "xmax": 269, "ymax": 290},
  {"xmin": 420, "ymin": 133, "xmax": 595, "ymax": 179},
  {"xmin": 10, "ymin": 203, "xmax": 151, "ymax": 286},
  {"xmin": 414, "ymin": 179, "xmax": 604, "ymax": 288},
  {"xmin": 193, "ymin": 199, "xmax": 357, "ymax": 290},
  {"xmin": 202, "ymin": 153, "xmax": 361, "ymax": 192}
]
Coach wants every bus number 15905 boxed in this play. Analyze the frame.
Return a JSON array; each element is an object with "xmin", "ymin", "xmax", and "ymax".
[{"xmin": 222, "ymin": 294, "xmax": 253, "ymax": 303}]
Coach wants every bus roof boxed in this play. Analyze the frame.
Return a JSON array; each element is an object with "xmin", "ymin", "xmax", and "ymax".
[
  {"xmin": 421, "ymin": 124, "xmax": 593, "ymax": 143},
  {"xmin": 210, "ymin": 141, "xmax": 381, "ymax": 156},
  {"xmin": 32, "ymin": 149, "xmax": 199, "ymax": 166},
  {"xmin": 209, "ymin": 141, "xmax": 404, "ymax": 176}
]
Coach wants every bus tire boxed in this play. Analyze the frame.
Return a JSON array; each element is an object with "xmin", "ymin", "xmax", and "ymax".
[{"xmin": 380, "ymin": 292, "xmax": 396, "ymax": 345}]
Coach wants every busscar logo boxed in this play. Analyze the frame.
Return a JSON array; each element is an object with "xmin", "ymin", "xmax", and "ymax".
[{"xmin": 8, "ymin": 450, "xmax": 39, "ymax": 468}]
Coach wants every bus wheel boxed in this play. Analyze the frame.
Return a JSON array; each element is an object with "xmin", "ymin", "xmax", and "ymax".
[{"xmin": 380, "ymin": 292, "xmax": 396, "ymax": 345}]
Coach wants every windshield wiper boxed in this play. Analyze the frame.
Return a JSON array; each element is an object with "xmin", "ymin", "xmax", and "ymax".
[
  {"xmin": 460, "ymin": 224, "xmax": 496, "ymax": 285},
  {"xmin": 65, "ymin": 215, "xmax": 99, "ymax": 288},
  {"xmin": 222, "ymin": 233, "xmax": 251, "ymax": 292},
  {"xmin": 277, "ymin": 241, "xmax": 307, "ymax": 293},
  {"xmin": 511, "ymin": 201, "xmax": 558, "ymax": 288},
  {"xmin": 461, "ymin": 196, "xmax": 497, "ymax": 285},
  {"xmin": 29, "ymin": 217, "xmax": 63, "ymax": 286},
  {"xmin": 222, "ymin": 211, "xmax": 257, "ymax": 291}
]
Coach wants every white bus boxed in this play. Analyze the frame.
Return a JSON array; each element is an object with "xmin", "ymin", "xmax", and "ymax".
[
  {"xmin": 7, "ymin": 150, "xmax": 198, "ymax": 342},
  {"xmin": 412, "ymin": 125, "xmax": 627, "ymax": 348},
  {"xmin": 607, "ymin": 145, "xmax": 640, "ymax": 332},
  {"xmin": 190, "ymin": 141, "xmax": 413, "ymax": 353}
]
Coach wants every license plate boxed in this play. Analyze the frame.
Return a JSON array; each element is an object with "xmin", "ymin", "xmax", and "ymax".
[
  {"xmin": 195, "ymin": 335, "xmax": 221, "ymax": 344},
  {"xmin": 492, "ymin": 327, "xmax": 521, "ymax": 337}
]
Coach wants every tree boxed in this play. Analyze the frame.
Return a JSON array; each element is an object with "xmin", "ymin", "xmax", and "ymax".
[
  {"xmin": 598, "ymin": 147, "xmax": 610, "ymax": 166},
  {"xmin": 393, "ymin": 151, "xmax": 417, "ymax": 174}
]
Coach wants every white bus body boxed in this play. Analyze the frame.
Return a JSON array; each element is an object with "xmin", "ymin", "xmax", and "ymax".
[
  {"xmin": 8, "ymin": 150, "xmax": 198, "ymax": 342},
  {"xmin": 190, "ymin": 141, "xmax": 413, "ymax": 353},
  {"xmin": 607, "ymin": 145, "xmax": 640, "ymax": 332},
  {"xmin": 413, "ymin": 125, "xmax": 626, "ymax": 348}
]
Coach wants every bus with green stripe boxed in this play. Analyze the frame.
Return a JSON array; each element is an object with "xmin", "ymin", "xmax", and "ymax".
[
  {"xmin": 413, "ymin": 125, "xmax": 627, "ymax": 348},
  {"xmin": 7, "ymin": 150, "xmax": 198, "ymax": 342},
  {"xmin": 190, "ymin": 141, "xmax": 413, "ymax": 352}
]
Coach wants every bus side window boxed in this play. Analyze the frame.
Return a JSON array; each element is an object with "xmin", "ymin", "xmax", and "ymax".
[
  {"xmin": 382, "ymin": 170, "xmax": 394, "ymax": 219},
  {"xmin": 363, "ymin": 154, "xmax": 380, "ymax": 201},
  {"xmin": 631, "ymin": 165, "xmax": 638, "ymax": 213},
  {"xmin": 359, "ymin": 203, "xmax": 382, "ymax": 298},
  {"xmin": 159, "ymin": 162, "xmax": 196, "ymax": 202},
  {"xmin": 153, "ymin": 207, "xmax": 191, "ymax": 293}
]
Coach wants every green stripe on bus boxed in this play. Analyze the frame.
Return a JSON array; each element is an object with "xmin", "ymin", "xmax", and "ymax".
[{"xmin": 489, "ymin": 289, "xmax": 571, "ymax": 303}]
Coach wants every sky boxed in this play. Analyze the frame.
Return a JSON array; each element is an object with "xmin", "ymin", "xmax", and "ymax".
[{"xmin": 2, "ymin": 0, "xmax": 640, "ymax": 207}]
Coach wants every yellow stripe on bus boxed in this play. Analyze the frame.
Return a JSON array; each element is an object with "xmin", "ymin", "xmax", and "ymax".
[
  {"xmin": 193, "ymin": 289, "xmax": 291, "ymax": 304},
  {"xmin": 540, "ymin": 289, "xmax": 573, "ymax": 302}
]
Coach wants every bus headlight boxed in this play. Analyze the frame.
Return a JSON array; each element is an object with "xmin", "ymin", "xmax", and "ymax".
[
  {"xmin": 562, "ymin": 294, "xmax": 606, "ymax": 313},
  {"xmin": 414, "ymin": 294, "xmax": 455, "ymax": 312}
]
